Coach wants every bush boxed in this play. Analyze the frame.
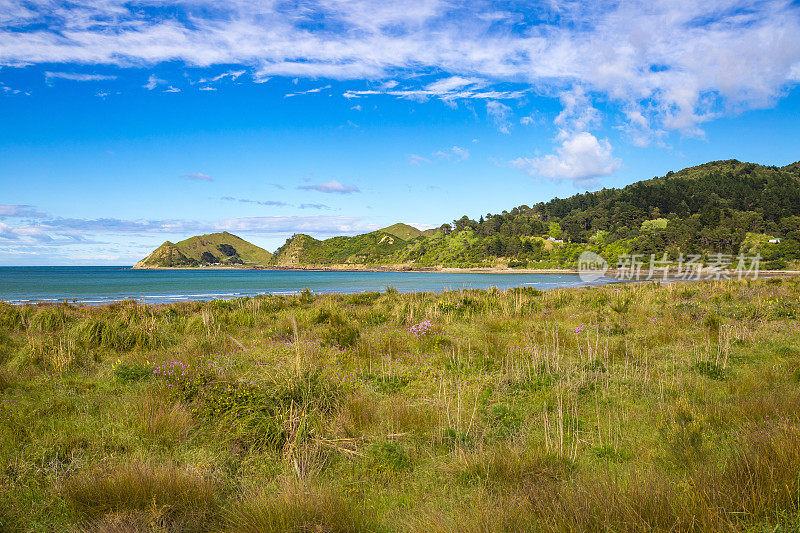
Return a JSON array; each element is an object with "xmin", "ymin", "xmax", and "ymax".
[
  {"xmin": 154, "ymin": 362, "xmax": 342, "ymax": 450},
  {"xmin": 664, "ymin": 400, "xmax": 704, "ymax": 464}
]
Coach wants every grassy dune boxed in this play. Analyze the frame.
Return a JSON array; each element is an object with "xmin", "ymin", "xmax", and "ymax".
[{"xmin": 1, "ymin": 278, "xmax": 800, "ymax": 531}]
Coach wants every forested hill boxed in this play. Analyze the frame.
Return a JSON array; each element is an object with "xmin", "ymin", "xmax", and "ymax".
[
  {"xmin": 439, "ymin": 159, "xmax": 800, "ymax": 268},
  {"xmin": 141, "ymin": 159, "xmax": 800, "ymax": 270},
  {"xmin": 536, "ymin": 160, "xmax": 800, "ymax": 241}
]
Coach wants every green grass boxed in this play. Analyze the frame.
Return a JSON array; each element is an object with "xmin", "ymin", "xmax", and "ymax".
[{"xmin": 2, "ymin": 277, "xmax": 800, "ymax": 530}]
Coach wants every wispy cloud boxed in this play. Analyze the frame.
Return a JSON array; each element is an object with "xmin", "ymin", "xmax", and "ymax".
[
  {"xmin": 0, "ymin": 204, "xmax": 48, "ymax": 218},
  {"xmin": 285, "ymin": 84, "xmax": 331, "ymax": 97},
  {"xmin": 220, "ymin": 196, "xmax": 332, "ymax": 210},
  {"xmin": 45, "ymin": 72, "xmax": 116, "ymax": 82},
  {"xmin": 407, "ymin": 154, "xmax": 431, "ymax": 166},
  {"xmin": 180, "ymin": 173, "xmax": 213, "ymax": 182},
  {"xmin": 0, "ymin": 214, "xmax": 377, "ymax": 248},
  {"xmin": 143, "ymin": 74, "xmax": 165, "ymax": 90},
  {"xmin": 487, "ymin": 101, "xmax": 512, "ymax": 134},
  {"xmin": 198, "ymin": 70, "xmax": 245, "ymax": 84},
  {"xmin": 220, "ymin": 196, "xmax": 288, "ymax": 207},
  {"xmin": 298, "ymin": 180, "xmax": 360, "ymax": 194},
  {"xmin": 434, "ymin": 145, "xmax": 469, "ymax": 161},
  {"xmin": 218, "ymin": 215, "xmax": 376, "ymax": 235}
]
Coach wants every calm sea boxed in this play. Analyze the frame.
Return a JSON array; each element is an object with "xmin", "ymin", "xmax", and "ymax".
[{"xmin": 0, "ymin": 266, "xmax": 619, "ymax": 305}]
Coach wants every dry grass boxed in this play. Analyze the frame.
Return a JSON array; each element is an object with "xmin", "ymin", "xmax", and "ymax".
[
  {"xmin": 62, "ymin": 459, "xmax": 217, "ymax": 530},
  {"xmin": 224, "ymin": 480, "xmax": 377, "ymax": 533},
  {"xmin": 136, "ymin": 391, "xmax": 193, "ymax": 445}
]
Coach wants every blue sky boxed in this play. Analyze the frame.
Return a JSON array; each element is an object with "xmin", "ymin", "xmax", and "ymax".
[{"xmin": 1, "ymin": 0, "xmax": 800, "ymax": 265}]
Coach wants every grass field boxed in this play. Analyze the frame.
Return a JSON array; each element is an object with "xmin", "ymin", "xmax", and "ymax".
[{"xmin": 1, "ymin": 277, "xmax": 800, "ymax": 531}]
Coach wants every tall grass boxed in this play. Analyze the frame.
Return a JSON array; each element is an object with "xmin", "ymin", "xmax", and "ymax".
[
  {"xmin": 62, "ymin": 460, "xmax": 217, "ymax": 530},
  {"xmin": 1, "ymin": 277, "xmax": 800, "ymax": 530}
]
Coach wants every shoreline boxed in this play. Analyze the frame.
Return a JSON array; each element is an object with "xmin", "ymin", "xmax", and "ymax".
[{"xmin": 130, "ymin": 264, "xmax": 800, "ymax": 276}]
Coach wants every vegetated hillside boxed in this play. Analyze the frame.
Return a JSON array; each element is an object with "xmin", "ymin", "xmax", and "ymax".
[
  {"xmin": 270, "ymin": 160, "xmax": 800, "ymax": 269},
  {"xmin": 379, "ymin": 223, "xmax": 426, "ymax": 241},
  {"xmin": 444, "ymin": 159, "xmax": 800, "ymax": 268},
  {"xmin": 137, "ymin": 160, "xmax": 800, "ymax": 270},
  {"xmin": 134, "ymin": 232, "xmax": 272, "ymax": 268},
  {"xmin": 271, "ymin": 224, "xmax": 426, "ymax": 266}
]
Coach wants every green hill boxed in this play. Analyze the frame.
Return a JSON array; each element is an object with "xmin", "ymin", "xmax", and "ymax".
[
  {"xmin": 136, "ymin": 160, "xmax": 800, "ymax": 270},
  {"xmin": 134, "ymin": 232, "xmax": 272, "ymax": 268},
  {"xmin": 378, "ymin": 223, "xmax": 425, "ymax": 241},
  {"xmin": 270, "ymin": 223, "xmax": 431, "ymax": 266},
  {"xmin": 273, "ymin": 160, "xmax": 800, "ymax": 269}
]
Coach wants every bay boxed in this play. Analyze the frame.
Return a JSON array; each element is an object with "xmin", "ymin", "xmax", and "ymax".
[{"xmin": 0, "ymin": 266, "xmax": 619, "ymax": 305}]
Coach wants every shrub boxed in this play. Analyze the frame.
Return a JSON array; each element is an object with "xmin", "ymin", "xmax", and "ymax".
[
  {"xmin": 154, "ymin": 361, "xmax": 342, "ymax": 450},
  {"xmin": 299, "ymin": 288, "xmax": 315, "ymax": 305},
  {"xmin": 346, "ymin": 292, "xmax": 381, "ymax": 306},
  {"xmin": 702, "ymin": 313, "xmax": 720, "ymax": 332},
  {"xmin": 0, "ymin": 332, "xmax": 14, "ymax": 364},
  {"xmin": 322, "ymin": 320, "xmax": 360, "ymax": 348}
]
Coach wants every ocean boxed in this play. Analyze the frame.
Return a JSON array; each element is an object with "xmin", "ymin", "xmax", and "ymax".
[{"xmin": 0, "ymin": 266, "xmax": 620, "ymax": 305}]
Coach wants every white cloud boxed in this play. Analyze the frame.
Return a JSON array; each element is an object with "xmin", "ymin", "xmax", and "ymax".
[
  {"xmin": 199, "ymin": 69, "xmax": 245, "ymax": 84},
  {"xmin": 554, "ymin": 88, "xmax": 601, "ymax": 139},
  {"xmin": 342, "ymin": 85, "xmax": 528, "ymax": 103},
  {"xmin": 434, "ymin": 145, "xmax": 469, "ymax": 161},
  {"xmin": 0, "ymin": 0, "xmax": 798, "ymax": 135},
  {"xmin": 486, "ymin": 100, "xmax": 512, "ymax": 134},
  {"xmin": 510, "ymin": 132, "xmax": 621, "ymax": 186},
  {"xmin": 285, "ymin": 84, "xmax": 331, "ymax": 97},
  {"xmin": 143, "ymin": 74, "xmax": 165, "ymax": 90},
  {"xmin": 45, "ymin": 71, "xmax": 116, "ymax": 82},
  {"xmin": 791, "ymin": 62, "xmax": 800, "ymax": 81},
  {"xmin": 0, "ymin": 214, "xmax": 379, "ymax": 250},
  {"xmin": 298, "ymin": 180, "xmax": 360, "ymax": 194}
]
